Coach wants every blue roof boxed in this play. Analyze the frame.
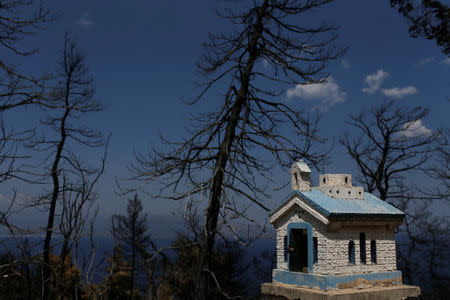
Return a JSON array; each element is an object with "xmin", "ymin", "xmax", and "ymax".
[{"xmin": 270, "ymin": 190, "xmax": 404, "ymax": 219}]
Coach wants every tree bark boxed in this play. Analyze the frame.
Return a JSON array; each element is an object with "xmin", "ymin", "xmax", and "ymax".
[
  {"xmin": 194, "ymin": 1, "xmax": 268, "ymax": 299},
  {"xmin": 42, "ymin": 78, "xmax": 70, "ymax": 300}
]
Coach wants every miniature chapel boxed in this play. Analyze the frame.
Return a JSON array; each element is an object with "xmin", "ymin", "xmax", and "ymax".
[{"xmin": 268, "ymin": 160, "xmax": 405, "ymax": 290}]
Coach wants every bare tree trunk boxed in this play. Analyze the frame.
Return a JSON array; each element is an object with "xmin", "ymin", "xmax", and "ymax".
[
  {"xmin": 42, "ymin": 107, "xmax": 69, "ymax": 300},
  {"xmin": 195, "ymin": 2, "xmax": 268, "ymax": 299},
  {"xmin": 37, "ymin": 33, "xmax": 103, "ymax": 300}
]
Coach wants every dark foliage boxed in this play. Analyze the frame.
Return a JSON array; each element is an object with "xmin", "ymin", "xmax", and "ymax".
[
  {"xmin": 112, "ymin": 194, "xmax": 154, "ymax": 299},
  {"xmin": 158, "ymin": 234, "xmax": 251, "ymax": 300}
]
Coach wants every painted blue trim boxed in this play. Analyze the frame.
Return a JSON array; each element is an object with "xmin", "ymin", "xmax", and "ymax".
[
  {"xmin": 272, "ymin": 269, "xmax": 403, "ymax": 290},
  {"xmin": 287, "ymin": 222, "xmax": 313, "ymax": 273}
]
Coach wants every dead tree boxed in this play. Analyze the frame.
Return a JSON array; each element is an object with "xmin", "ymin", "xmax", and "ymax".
[
  {"xmin": 56, "ymin": 139, "xmax": 108, "ymax": 300},
  {"xmin": 340, "ymin": 100, "xmax": 439, "ymax": 201},
  {"xmin": 340, "ymin": 100, "xmax": 449, "ymax": 292},
  {"xmin": 0, "ymin": 2, "xmax": 53, "ymax": 297},
  {"xmin": 421, "ymin": 129, "xmax": 449, "ymax": 203},
  {"xmin": 393, "ymin": 183, "xmax": 450, "ymax": 293},
  {"xmin": 0, "ymin": 0, "xmax": 53, "ymax": 111},
  {"xmin": 125, "ymin": 1, "xmax": 345, "ymax": 299},
  {"xmin": 26, "ymin": 33, "xmax": 104, "ymax": 299},
  {"xmin": 0, "ymin": 0, "xmax": 53, "ymax": 242},
  {"xmin": 0, "ymin": 0, "xmax": 53, "ymax": 191}
]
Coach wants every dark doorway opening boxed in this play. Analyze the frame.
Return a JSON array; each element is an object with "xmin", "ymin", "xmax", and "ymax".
[{"xmin": 289, "ymin": 228, "xmax": 309, "ymax": 272}]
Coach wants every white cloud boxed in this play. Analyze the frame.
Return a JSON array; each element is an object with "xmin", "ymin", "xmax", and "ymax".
[
  {"xmin": 341, "ymin": 59, "xmax": 350, "ymax": 69},
  {"xmin": 286, "ymin": 77, "xmax": 346, "ymax": 106},
  {"xmin": 381, "ymin": 86, "xmax": 418, "ymax": 99},
  {"xmin": 362, "ymin": 69, "xmax": 389, "ymax": 94},
  {"xmin": 76, "ymin": 12, "xmax": 93, "ymax": 26},
  {"xmin": 398, "ymin": 119, "xmax": 433, "ymax": 138},
  {"xmin": 361, "ymin": 69, "xmax": 418, "ymax": 99},
  {"xmin": 441, "ymin": 57, "xmax": 450, "ymax": 65}
]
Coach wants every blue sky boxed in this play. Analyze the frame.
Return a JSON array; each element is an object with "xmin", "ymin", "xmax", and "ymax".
[{"xmin": 1, "ymin": 0, "xmax": 449, "ymax": 237}]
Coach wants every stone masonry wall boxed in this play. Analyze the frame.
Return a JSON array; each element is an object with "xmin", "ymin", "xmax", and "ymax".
[
  {"xmin": 319, "ymin": 174, "xmax": 352, "ymax": 187},
  {"xmin": 312, "ymin": 185, "xmax": 364, "ymax": 200},
  {"xmin": 315, "ymin": 174, "xmax": 364, "ymax": 199},
  {"xmin": 274, "ymin": 201, "xmax": 397, "ymax": 275},
  {"xmin": 320, "ymin": 227, "xmax": 397, "ymax": 275}
]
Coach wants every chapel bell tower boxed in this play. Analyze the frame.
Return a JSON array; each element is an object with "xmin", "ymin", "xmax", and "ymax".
[{"xmin": 290, "ymin": 160, "xmax": 311, "ymax": 192}]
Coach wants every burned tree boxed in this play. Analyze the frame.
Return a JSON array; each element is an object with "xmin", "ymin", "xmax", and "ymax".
[
  {"xmin": 421, "ymin": 130, "xmax": 449, "ymax": 202},
  {"xmin": 340, "ymin": 100, "xmax": 449, "ymax": 292},
  {"xmin": 0, "ymin": 0, "xmax": 52, "ymax": 180},
  {"xmin": 55, "ymin": 141, "xmax": 108, "ymax": 299},
  {"xmin": 0, "ymin": 0, "xmax": 53, "ymax": 190},
  {"xmin": 0, "ymin": 0, "xmax": 52, "ymax": 252},
  {"xmin": 340, "ymin": 100, "xmax": 439, "ymax": 201},
  {"xmin": 26, "ymin": 33, "xmax": 105, "ymax": 299},
  {"xmin": 0, "ymin": 3, "xmax": 54, "ymax": 298},
  {"xmin": 126, "ymin": 1, "xmax": 344, "ymax": 299},
  {"xmin": 0, "ymin": 0, "xmax": 53, "ymax": 111}
]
